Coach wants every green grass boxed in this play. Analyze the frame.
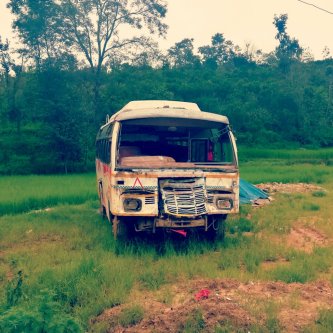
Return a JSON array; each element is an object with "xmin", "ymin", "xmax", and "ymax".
[
  {"xmin": 238, "ymin": 146, "xmax": 333, "ymax": 162},
  {"xmin": 305, "ymin": 309, "xmax": 333, "ymax": 333},
  {"xmin": 118, "ymin": 305, "xmax": 144, "ymax": 327},
  {"xmin": 179, "ymin": 308, "xmax": 206, "ymax": 333},
  {"xmin": 312, "ymin": 190, "xmax": 327, "ymax": 197},
  {"xmin": 0, "ymin": 151, "xmax": 333, "ymax": 331},
  {"xmin": 0, "ymin": 174, "xmax": 96, "ymax": 216},
  {"xmin": 240, "ymin": 161, "xmax": 332, "ymax": 184}
]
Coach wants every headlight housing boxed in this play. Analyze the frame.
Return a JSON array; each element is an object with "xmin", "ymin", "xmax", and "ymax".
[
  {"xmin": 123, "ymin": 198, "xmax": 142, "ymax": 211},
  {"xmin": 216, "ymin": 198, "xmax": 233, "ymax": 210}
]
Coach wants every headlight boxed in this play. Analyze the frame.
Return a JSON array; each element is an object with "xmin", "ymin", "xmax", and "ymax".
[
  {"xmin": 216, "ymin": 198, "xmax": 233, "ymax": 210},
  {"xmin": 123, "ymin": 198, "xmax": 142, "ymax": 211}
]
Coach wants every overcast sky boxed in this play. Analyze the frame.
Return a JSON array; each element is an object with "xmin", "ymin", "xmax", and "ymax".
[{"xmin": 1, "ymin": 0, "xmax": 333, "ymax": 59}]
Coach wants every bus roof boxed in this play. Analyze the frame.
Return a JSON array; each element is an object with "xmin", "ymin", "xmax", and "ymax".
[
  {"xmin": 120, "ymin": 100, "xmax": 201, "ymax": 111},
  {"xmin": 109, "ymin": 100, "xmax": 229, "ymax": 125}
]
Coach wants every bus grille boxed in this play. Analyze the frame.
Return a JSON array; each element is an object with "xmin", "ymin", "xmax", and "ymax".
[
  {"xmin": 145, "ymin": 196, "xmax": 155, "ymax": 205},
  {"xmin": 160, "ymin": 178, "xmax": 207, "ymax": 217}
]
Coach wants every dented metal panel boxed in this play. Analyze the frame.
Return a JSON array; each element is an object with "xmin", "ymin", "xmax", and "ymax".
[{"xmin": 160, "ymin": 178, "xmax": 207, "ymax": 217}]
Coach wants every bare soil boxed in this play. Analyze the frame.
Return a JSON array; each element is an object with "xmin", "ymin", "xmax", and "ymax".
[
  {"xmin": 287, "ymin": 226, "xmax": 328, "ymax": 253},
  {"xmin": 94, "ymin": 278, "xmax": 333, "ymax": 333},
  {"xmin": 256, "ymin": 182, "xmax": 325, "ymax": 194}
]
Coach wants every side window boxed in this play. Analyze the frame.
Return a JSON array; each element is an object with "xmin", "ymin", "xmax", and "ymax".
[
  {"xmin": 100, "ymin": 139, "xmax": 111, "ymax": 165},
  {"xmin": 107, "ymin": 124, "xmax": 113, "ymax": 165},
  {"xmin": 96, "ymin": 124, "xmax": 113, "ymax": 164},
  {"xmin": 220, "ymin": 133, "xmax": 234, "ymax": 163},
  {"xmin": 96, "ymin": 140, "xmax": 100, "ymax": 159},
  {"xmin": 102, "ymin": 139, "xmax": 106, "ymax": 163},
  {"xmin": 105, "ymin": 140, "xmax": 110, "ymax": 164}
]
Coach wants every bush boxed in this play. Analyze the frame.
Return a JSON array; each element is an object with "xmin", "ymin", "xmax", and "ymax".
[{"xmin": 0, "ymin": 291, "xmax": 82, "ymax": 333}]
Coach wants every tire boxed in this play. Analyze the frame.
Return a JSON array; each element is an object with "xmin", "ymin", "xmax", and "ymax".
[{"xmin": 112, "ymin": 216, "xmax": 133, "ymax": 240}]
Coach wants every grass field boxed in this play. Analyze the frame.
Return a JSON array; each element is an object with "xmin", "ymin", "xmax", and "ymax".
[{"xmin": 0, "ymin": 148, "xmax": 333, "ymax": 332}]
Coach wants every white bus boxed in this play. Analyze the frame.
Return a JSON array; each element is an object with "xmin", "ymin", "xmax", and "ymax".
[{"xmin": 96, "ymin": 100, "xmax": 239, "ymax": 239}]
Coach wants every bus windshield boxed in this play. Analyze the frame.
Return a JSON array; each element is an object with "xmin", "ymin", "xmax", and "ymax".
[{"xmin": 117, "ymin": 119, "xmax": 236, "ymax": 168}]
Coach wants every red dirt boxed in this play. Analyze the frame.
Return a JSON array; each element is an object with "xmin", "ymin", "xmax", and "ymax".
[
  {"xmin": 93, "ymin": 279, "xmax": 333, "ymax": 333},
  {"xmin": 287, "ymin": 226, "xmax": 328, "ymax": 253}
]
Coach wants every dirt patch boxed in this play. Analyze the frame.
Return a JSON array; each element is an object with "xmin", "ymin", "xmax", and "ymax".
[
  {"xmin": 28, "ymin": 207, "xmax": 54, "ymax": 214},
  {"xmin": 0, "ymin": 233, "xmax": 65, "ymax": 257},
  {"xmin": 287, "ymin": 226, "xmax": 328, "ymax": 253},
  {"xmin": 256, "ymin": 182, "xmax": 325, "ymax": 194},
  {"xmin": 93, "ymin": 279, "xmax": 333, "ymax": 333},
  {"xmin": 261, "ymin": 258, "xmax": 290, "ymax": 270}
]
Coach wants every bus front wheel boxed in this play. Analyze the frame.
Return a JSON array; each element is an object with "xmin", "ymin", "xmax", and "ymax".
[{"xmin": 112, "ymin": 216, "xmax": 131, "ymax": 240}]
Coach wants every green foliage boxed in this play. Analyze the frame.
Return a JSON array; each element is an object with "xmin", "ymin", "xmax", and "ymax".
[
  {"xmin": 2, "ymin": 5, "xmax": 333, "ymax": 175},
  {"xmin": 1, "ymin": 271, "xmax": 82, "ymax": 333},
  {"xmin": 1, "ymin": 59, "xmax": 333, "ymax": 174},
  {"xmin": 228, "ymin": 217, "xmax": 255, "ymax": 234},
  {"xmin": 273, "ymin": 13, "xmax": 302, "ymax": 62},
  {"xmin": 118, "ymin": 305, "xmax": 144, "ymax": 327},
  {"xmin": 0, "ymin": 292, "xmax": 82, "ymax": 333},
  {"xmin": 6, "ymin": 271, "xmax": 24, "ymax": 308}
]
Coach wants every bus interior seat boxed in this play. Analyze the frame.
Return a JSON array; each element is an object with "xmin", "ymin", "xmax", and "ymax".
[{"xmin": 119, "ymin": 155, "xmax": 177, "ymax": 167}]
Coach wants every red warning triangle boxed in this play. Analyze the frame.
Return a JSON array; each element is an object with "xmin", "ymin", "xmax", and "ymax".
[{"xmin": 132, "ymin": 177, "xmax": 144, "ymax": 189}]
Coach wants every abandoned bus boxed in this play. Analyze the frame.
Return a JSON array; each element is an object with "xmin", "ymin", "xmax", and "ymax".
[{"xmin": 96, "ymin": 100, "xmax": 239, "ymax": 239}]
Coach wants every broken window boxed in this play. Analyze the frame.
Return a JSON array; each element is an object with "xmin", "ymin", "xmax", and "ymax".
[{"xmin": 117, "ymin": 118, "xmax": 236, "ymax": 168}]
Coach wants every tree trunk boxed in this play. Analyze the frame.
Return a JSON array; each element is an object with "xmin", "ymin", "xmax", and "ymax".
[{"xmin": 93, "ymin": 67, "xmax": 102, "ymax": 126}]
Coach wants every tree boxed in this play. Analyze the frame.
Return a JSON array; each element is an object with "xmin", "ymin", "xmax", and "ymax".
[
  {"xmin": 322, "ymin": 46, "xmax": 332, "ymax": 60},
  {"xmin": 8, "ymin": 0, "xmax": 69, "ymax": 70},
  {"xmin": 0, "ymin": 37, "xmax": 24, "ymax": 131},
  {"xmin": 0, "ymin": 37, "xmax": 11, "ymax": 87},
  {"xmin": 0, "ymin": 37, "xmax": 12, "ymax": 123},
  {"xmin": 167, "ymin": 38, "xmax": 200, "ymax": 68},
  {"xmin": 273, "ymin": 14, "xmax": 302, "ymax": 69},
  {"xmin": 198, "ymin": 33, "xmax": 235, "ymax": 68},
  {"xmin": 8, "ymin": 0, "xmax": 168, "ymax": 122}
]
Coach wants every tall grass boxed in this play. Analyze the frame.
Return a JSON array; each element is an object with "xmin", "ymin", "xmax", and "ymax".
[
  {"xmin": 1, "ymin": 199, "xmax": 332, "ymax": 330},
  {"xmin": 0, "ymin": 152, "xmax": 333, "ymax": 331}
]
